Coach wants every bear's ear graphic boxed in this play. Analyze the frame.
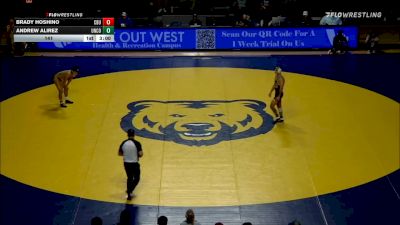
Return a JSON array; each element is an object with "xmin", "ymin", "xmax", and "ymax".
[
  {"xmin": 129, "ymin": 101, "xmax": 168, "ymax": 135},
  {"xmin": 227, "ymin": 100, "xmax": 267, "ymax": 134},
  {"xmin": 235, "ymin": 100, "xmax": 267, "ymax": 109},
  {"xmin": 127, "ymin": 101, "xmax": 156, "ymax": 111}
]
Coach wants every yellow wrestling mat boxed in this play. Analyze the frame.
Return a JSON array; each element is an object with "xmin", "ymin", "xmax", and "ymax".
[{"xmin": 1, "ymin": 68, "xmax": 398, "ymax": 206}]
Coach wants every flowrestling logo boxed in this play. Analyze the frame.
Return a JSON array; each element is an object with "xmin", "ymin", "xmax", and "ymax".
[{"xmin": 325, "ymin": 12, "xmax": 382, "ymax": 19}]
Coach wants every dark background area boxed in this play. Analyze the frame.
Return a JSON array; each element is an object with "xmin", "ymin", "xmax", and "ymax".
[{"xmin": 2, "ymin": 0, "xmax": 399, "ymax": 19}]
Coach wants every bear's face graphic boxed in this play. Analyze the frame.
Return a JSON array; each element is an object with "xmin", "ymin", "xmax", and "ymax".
[{"xmin": 121, "ymin": 100, "xmax": 274, "ymax": 146}]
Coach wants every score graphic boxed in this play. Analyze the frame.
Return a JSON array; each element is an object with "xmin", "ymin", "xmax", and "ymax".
[
  {"xmin": 102, "ymin": 17, "xmax": 114, "ymax": 35},
  {"xmin": 103, "ymin": 18, "xmax": 114, "ymax": 26},
  {"xmin": 13, "ymin": 17, "xmax": 115, "ymax": 43}
]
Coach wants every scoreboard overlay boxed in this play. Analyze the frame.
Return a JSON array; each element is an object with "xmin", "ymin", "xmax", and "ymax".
[{"xmin": 14, "ymin": 17, "xmax": 115, "ymax": 42}]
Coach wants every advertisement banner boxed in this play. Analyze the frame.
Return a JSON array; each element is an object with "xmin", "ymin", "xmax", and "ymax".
[
  {"xmin": 37, "ymin": 27, "xmax": 358, "ymax": 50},
  {"xmin": 216, "ymin": 27, "xmax": 358, "ymax": 49}
]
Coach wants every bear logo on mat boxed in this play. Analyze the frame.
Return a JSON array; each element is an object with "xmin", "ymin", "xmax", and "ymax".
[{"xmin": 121, "ymin": 100, "xmax": 274, "ymax": 146}]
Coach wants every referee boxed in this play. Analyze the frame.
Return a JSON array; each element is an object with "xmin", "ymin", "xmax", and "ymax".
[{"xmin": 118, "ymin": 129, "xmax": 143, "ymax": 200}]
